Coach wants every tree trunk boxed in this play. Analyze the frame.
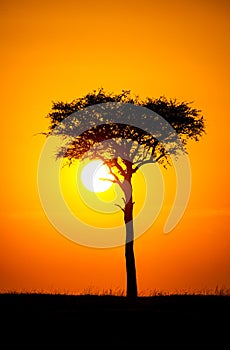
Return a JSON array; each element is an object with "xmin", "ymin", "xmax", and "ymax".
[{"xmin": 124, "ymin": 180, "xmax": 138, "ymax": 298}]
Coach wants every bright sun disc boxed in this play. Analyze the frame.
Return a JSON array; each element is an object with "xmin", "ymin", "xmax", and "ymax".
[{"xmin": 80, "ymin": 160, "xmax": 114, "ymax": 193}]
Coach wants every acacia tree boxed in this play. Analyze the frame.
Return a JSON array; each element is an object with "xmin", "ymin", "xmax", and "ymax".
[{"xmin": 44, "ymin": 88, "xmax": 205, "ymax": 298}]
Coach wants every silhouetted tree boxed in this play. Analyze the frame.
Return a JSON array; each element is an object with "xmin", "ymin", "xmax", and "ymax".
[{"xmin": 43, "ymin": 88, "xmax": 205, "ymax": 298}]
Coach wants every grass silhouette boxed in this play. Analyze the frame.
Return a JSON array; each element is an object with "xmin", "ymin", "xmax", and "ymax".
[
  {"xmin": 0, "ymin": 288, "xmax": 230, "ymax": 349},
  {"xmin": 1, "ymin": 287, "xmax": 229, "ymax": 346}
]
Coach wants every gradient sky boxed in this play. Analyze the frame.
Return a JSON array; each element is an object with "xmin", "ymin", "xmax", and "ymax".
[{"xmin": 1, "ymin": 0, "xmax": 230, "ymax": 295}]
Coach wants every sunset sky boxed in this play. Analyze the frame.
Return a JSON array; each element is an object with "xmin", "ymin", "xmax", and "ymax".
[{"xmin": 1, "ymin": 0, "xmax": 230, "ymax": 295}]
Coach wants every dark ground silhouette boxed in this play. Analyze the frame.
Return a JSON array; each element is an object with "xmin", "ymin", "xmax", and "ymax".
[{"xmin": 1, "ymin": 293, "xmax": 229, "ymax": 347}]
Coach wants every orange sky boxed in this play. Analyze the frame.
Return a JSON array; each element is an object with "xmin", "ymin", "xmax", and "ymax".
[{"xmin": 1, "ymin": 0, "xmax": 230, "ymax": 295}]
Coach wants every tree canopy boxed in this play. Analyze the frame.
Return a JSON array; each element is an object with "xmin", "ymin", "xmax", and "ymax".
[{"xmin": 44, "ymin": 88, "xmax": 205, "ymax": 181}]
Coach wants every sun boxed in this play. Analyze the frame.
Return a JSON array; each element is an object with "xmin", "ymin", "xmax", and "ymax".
[{"xmin": 80, "ymin": 160, "xmax": 114, "ymax": 193}]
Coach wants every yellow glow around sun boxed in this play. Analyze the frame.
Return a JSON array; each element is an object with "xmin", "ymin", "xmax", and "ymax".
[
  {"xmin": 80, "ymin": 160, "xmax": 114, "ymax": 193},
  {"xmin": 59, "ymin": 157, "xmax": 151, "ymax": 229}
]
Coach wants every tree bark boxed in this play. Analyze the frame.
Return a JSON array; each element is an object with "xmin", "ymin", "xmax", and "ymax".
[{"xmin": 124, "ymin": 180, "xmax": 138, "ymax": 298}]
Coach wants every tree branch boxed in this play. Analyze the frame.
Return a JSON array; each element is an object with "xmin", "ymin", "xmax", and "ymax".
[
  {"xmin": 130, "ymin": 142, "xmax": 141, "ymax": 162},
  {"xmin": 99, "ymin": 178, "xmax": 117, "ymax": 183},
  {"xmin": 114, "ymin": 203, "xmax": 125, "ymax": 212},
  {"xmin": 107, "ymin": 166, "xmax": 120, "ymax": 182},
  {"xmin": 112, "ymin": 157, "xmax": 126, "ymax": 177},
  {"xmin": 95, "ymin": 154, "xmax": 119, "ymax": 180},
  {"xmin": 132, "ymin": 153, "xmax": 165, "ymax": 173}
]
